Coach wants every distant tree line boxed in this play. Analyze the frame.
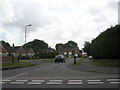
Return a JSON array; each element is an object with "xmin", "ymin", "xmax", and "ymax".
[
  {"xmin": 23, "ymin": 39, "xmax": 58, "ymax": 59},
  {"xmin": 34, "ymin": 52, "xmax": 59, "ymax": 59},
  {"xmin": 55, "ymin": 40, "xmax": 78, "ymax": 50},
  {"xmin": 83, "ymin": 24, "xmax": 120, "ymax": 59}
]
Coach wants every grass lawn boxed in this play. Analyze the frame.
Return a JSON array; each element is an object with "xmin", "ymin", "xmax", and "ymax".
[
  {"xmin": 91, "ymin": 59, "xmax": 120, "ymax": 67},
  {"xmin": 2, "ymin": 61, "xmax": 35, "ymax": 70},
  {"xmin": 41, "ymin": 59, "xmax": 55, "ymax": 63}
]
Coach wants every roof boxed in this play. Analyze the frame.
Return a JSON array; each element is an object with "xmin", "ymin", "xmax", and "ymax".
[
  {"xmin": 3, "ymin": 46, "xmax": 22, "ymax": 53},
  {"xmin": 24, "ymin": 48, "xmax": 35, "ymax": 53},
  {"xmin": 11, "ymin": 46, "xmax": 21, "ymax": 53}
]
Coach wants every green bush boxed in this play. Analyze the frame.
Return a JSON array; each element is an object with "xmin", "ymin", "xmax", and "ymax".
[{"xmin": 83, "ymin": 24, "xmax": 120, "ymax": 59}]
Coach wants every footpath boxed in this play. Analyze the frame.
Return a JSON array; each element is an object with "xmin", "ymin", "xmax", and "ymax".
[{"xmin": 70, "ymin": 58, "xmax": 119, "ymax": 74}]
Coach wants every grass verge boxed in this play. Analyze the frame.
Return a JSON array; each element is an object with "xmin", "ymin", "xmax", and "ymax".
[
  {"xmin": 91, "ymin": 59, "xmax": 120, "ymax": 67},
  {"xmin": 41, "ymin": 59, "xmax": 55, "ymax": 63},
  {"xmin": 1, "ymin": 61, "xmax": 35, "ymax": 70}
]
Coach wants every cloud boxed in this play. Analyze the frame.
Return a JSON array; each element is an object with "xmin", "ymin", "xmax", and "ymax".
[{"xmin": 0, "ymin": 0, "xmax": 118, "ymax": 49}]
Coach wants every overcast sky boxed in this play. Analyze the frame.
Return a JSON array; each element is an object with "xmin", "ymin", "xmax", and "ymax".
[{"xmin": 0, "ymin": 0, "xmax": 119, "ymax": 49}]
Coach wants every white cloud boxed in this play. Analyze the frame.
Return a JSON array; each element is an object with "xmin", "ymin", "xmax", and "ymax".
[{"xmin": 0, "ymin": 0, "xmax": 118, "ymax": 49}]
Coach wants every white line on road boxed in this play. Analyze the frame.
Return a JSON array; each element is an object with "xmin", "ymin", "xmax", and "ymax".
[
  {"xmin": 11, "ymin": 82, "xmax": 24, "ymax": 85},
  {"xmin": 110, "ymin": 82, "xmax": 120, "ymax": 84},
  {"xmin": 1, "ymin": 80, "xmax": 11, "ymax": 82},
  {"xmin": 68, "ymin": 82, "xmax": 83, "ymax": 85},
  {"xmin": 49, "ymin": 80, "xmax": 63, "ymax": 82},
  {"xmin": 0, "ymin": 82, "xmax": 6, "ymax": 84},
  {"xmin": 69, "ymin": 80, "xmax": 82, "ymax": 82},
  {"xmin": 88, "ymin": 82, "xmax": 104, "ymax": 84},
  {"xmin": 16, "ymin": 80, "xmax": 28, "ymax": 82},
  {"xmin": 28, "ymin": 82, "xmax": 42, "ymax": 85},
  {"xmin": 47, "ymin": 82, "xmax": 62, "ymax": 85},
  {"xmin": 87, "ymin": 80, "xmax": 101, "ymax": 82},
  {"xmin": 5, "ymin": 72, "xmax": 28, "ymax": 80},
  {"xmin": 107, "ymin": 79, "xmax": 120, "ymax": 82},
  {"xmin": 32, "ymin": 80, "xmax": 44, "ymax": 82}
]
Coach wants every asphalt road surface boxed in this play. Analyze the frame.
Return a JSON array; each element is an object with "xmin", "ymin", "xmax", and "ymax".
[{"xmin": 2, "ymin": 58, "xmax": 119, "ymax": 88}]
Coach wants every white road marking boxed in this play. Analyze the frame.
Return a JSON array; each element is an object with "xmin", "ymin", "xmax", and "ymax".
[
  {"xmin": 5, "ymin": 72, "xmax": 28, "ymax": 80},
  {"xmin": 49, "ymin": 80, "xmax": 63, "ymax": 82},
  {"xmin": 28, "ymin": 82, "xmax": 42, "ymax": 85},
  {"xmin": 47, "ymin": 80, "xmax": 62, "ymax": 85},
  {"xmin": 110, "ymin": 82, "xmax": 120, "ymax": 84},
  {"xmin": 47, "ymin": 82, "xmax": 61, "ymax": 85},
  {"xmin": 11, "ymin": 82, "xmax": 24, "ymax": 85},
  {"xmin": 0, "ymin": 82, "xmax": 6, "ymax": 84},
  {"xmin": 88, "ymin": 82, "xmax": 104, "ymax": 84},
  {"xmin": 16, "ymin": 80, "xmax": 28, "ymax": 82},
  {"xmin": 1, "ymin": 80, "xmax": 11, "ymax": 82},
  {"xmin": 68, "ymin": 82, "xmax": 82, "ymax": 85},
  {"xmin": 32, "ymin": 80, "xmax": 44, "ymax": 82},
  {"xmin": 87, "ymin": 80, "xmax": 101, "ymax": 82},
  {"xmin": 107, "ymin": 79, "xmax": 120, "ymax": 82},
  {"xmin": 69, "ymin": 80, "xmax": 82, "ymax": 82}
]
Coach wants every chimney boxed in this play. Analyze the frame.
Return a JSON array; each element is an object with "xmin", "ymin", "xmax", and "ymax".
[{"xmin": 12, "ymin": 43, "xmax": 14, "ymax": 48}]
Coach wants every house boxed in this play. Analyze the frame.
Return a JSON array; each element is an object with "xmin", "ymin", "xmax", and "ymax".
[
  {"xmin": 57, "ymin": 47, "xmax": 82, "ymax": 57},
  {"xmin": 0, "ymin": 45, "xmax": 8, "ymax": 56},
  {"xmin": 24, "ymin": 48, "xmax": 35, "ymax": 59},
  {"xmin": 0, "ymin": 45, "xmax": 18, "ymax": 62},
  {"xmin": 27, "ymin": 48, "xmax": 35, "ymax": 56},
  {"xmin": 11, "ymin": 46, "xmax": 26, "ymax": 57}
]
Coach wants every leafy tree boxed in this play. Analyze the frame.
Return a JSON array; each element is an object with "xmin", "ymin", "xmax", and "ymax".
[
  {"xmin": 55, "ymin": 40, "xmax": 78, "ymax": 50},
  {"xmin": 23, "ymin": 39, "xmax": 48, "ymax": 52},
  {"xmin": 67, "ymin": 40, "xmax": 78, "ymax": 47},
  {"xmin": 55, "ymin": 43, "xmax": 64, "ymax": 50},
  {"xmin": 83, "ymin": 41, "xmax": 91, "ymax": 55},
  {"xmin": 0, "ymin": 40, "xmax": 11, "ymax": 47},
  {"xmin": 83, "ymin": 24, "xmax": 120, "ymax": 59}
]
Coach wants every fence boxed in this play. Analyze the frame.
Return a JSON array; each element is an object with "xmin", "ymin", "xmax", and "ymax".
[{"xmin": 1, "ymin": 56, "xmax": 18, "ymax": 63}]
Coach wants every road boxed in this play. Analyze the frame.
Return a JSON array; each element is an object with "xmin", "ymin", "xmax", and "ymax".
[{"xmin": 2, "ymin": 58, "xmax": 119, "ymax": 88}]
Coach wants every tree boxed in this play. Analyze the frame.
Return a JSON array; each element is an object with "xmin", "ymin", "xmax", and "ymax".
[
  {"xmin": 84, "ymin": 24, "xmax": 120, "ymax": 59},
  {"xmin": 0, "ymin": 40, "xmax": 11, "ymax": 47},
  {"xmin": 83, "ymin": 41, "xmax": 91, "ymax": 56},
  {"xmin": 55, "ymin": 43, "xmax": 64, "ymax": 50},
  {"xmin": 23, "ymin": 39, "xmax": 48, "ymax": 52},
  {"xmin": 67, "ymin": 40, "xmax": 78, "ymax": 47}
]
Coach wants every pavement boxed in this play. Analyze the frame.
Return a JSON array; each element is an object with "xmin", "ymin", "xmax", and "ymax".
[
  {"xmin": 2, "ymin": 58, "xmax": 120, "ymax": 88},
  {"xmin": 69, "ymin": 58, "xmax": 119, "ymax": 74}
]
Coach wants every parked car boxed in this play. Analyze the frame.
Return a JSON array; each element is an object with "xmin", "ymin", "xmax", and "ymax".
[
  {"xmin": 55, "ymin": 55, "xmax": 65, "ymax": 63},
  {"xmin": 88, "ymin": 56, "xmax": 93, "ymax": 60}
]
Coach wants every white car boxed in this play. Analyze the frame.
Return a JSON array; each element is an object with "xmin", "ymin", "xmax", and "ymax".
[{"xmin": 88, "ymin": 56, "xmax": 93, "ymax": 60}]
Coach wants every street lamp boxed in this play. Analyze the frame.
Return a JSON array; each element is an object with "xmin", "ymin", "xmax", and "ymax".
[
  {"xmin": 25, "ymin": 24, "xmax": 32, "ymax": 60},
  {"xmin": 25, "ymin": 24, "xmax": 32, "ymax": 44}
]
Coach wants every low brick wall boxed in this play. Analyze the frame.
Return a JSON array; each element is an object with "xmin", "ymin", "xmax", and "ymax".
[{"xmin": 1, "ymin": 56, "xmax": 18, "ymax": 63}]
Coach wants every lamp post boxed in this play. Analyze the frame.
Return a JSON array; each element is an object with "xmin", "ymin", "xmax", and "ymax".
[{"xmin": 25, "ymin": 24, "xmax": 32, "ymax": 60}]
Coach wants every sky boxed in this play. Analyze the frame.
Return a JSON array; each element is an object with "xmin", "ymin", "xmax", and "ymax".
[{"xmin": 0, "ymin": 0, "xmax": 119, "ymax": 49}]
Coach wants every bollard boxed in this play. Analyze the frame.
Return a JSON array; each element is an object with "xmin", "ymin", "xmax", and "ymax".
[
  {"xmin": 12, "ymin": 54, "xmax": 14, "ymax": 63},
  {"xmin": 74, "ymin": 56, "xmax": 76, "ymax": 65}
]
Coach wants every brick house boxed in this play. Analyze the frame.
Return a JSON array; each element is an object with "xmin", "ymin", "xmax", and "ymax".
[
  {"xmin": 0, "ymin": 45, "xmax": 18, "ymax": 62},
  {"xmin": 0, "ymin": 45, "xmax": 8, "ymax": 56},
  {"xmin": 11, "ymin": 46, "xmax": 26, "ymax": 56},
  {"xmin": 24, "ymin": 48, "xmax": 35, "ymax": 59},
  {"xmin": 57, "ymin": 47, "xmax": 82, "ymax": 57}
]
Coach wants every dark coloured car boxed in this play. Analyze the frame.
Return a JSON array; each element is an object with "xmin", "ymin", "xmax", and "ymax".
[{"xmin": 55, "ymin": 55, "xmax": 65, "ymax": 63}]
